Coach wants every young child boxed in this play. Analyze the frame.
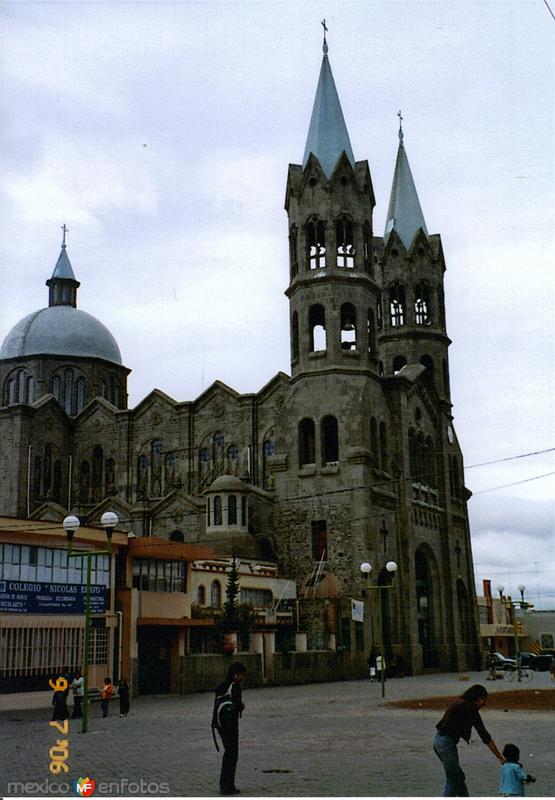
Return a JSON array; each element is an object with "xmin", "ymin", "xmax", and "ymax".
[
  {"xmin": 499, "ymin": 743, "xmax": 536, "ymax": 796},
  {"xmin": 100, "ymin": 676, "xmax": 113, "ymax": 718}
]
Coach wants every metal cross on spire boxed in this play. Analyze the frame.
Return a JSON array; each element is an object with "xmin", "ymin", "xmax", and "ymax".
[
  {"xmin": 61, "ymin": 223, "xmax": 69, "ymax": 248},
  {"xmin": 397, "ymin": 110, "xmax": 404, "ymax": 143},
  {"xmin": 321, "ymin": 18, "xmax": 329, "ymax": 53}
]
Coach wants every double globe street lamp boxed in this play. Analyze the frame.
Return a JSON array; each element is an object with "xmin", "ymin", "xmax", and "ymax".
[
  {"xmin": 62, "ymin": 511, "xmax": 118, "ymax": 733},
  {"xmin": 360, "ymin": 560, "xmax": 397, "ymax": 698}
]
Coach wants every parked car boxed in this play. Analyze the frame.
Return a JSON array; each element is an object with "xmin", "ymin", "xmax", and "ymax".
[
  {"xmin": 519, "ymin": 652, "xmax": 552, "ymax": 671},
  {"xmin": 491, "ymin": 652, "xmax": 516, "ymax": 670}
]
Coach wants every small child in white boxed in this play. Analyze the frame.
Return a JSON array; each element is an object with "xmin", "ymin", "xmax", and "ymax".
[{"xmin": 499, "ymin": 743, "xmax": 536, "ymax": 796}]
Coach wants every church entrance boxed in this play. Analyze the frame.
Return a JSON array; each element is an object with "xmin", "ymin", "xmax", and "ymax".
[
  {"xmin": 137, "ymin": 626, "xmax": 172, "ymax": 694},
  {"xmin": 415, "ymin": 549, "xmax": 438, "ymax": 668}
]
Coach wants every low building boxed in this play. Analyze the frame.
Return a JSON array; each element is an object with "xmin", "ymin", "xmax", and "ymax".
[{"xmin": 0, "ymin": 516, "xmax": 127, "ymax": 701}]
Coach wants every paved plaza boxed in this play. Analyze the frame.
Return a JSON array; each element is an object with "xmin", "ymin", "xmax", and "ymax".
[{"xmin": 1, "ymin": 672, "xmax": 553, "ymax": 797}]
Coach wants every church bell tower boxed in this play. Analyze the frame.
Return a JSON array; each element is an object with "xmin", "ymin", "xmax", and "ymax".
[{"xmin": 284, "ymin": 35, "xmax": 381, "ymax": 381}]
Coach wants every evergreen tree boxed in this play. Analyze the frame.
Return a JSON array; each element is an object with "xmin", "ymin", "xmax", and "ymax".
[{"xmin": 222, "ymin": 555, "xmax": 240, "ymax": 632}]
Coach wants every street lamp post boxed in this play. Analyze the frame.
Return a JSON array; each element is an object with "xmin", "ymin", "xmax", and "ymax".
[
  {"xmin": 360, "ymin": 560, "xmax": 397, "ymax": 698},
  {"xmin": 63, "ymin": 511, "xmax": 118, "ymax": 733},
  {"xmin": 496, "ymin": 584, "xmax": 533, "ymax": 683}
]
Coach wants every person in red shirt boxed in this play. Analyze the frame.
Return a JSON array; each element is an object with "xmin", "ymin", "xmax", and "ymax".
[{"xmin": 433, "ymin": 684, "xmax": 505, "ymax": 796}]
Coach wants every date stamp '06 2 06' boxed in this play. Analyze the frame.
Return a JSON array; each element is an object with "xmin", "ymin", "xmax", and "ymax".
[{"xmin": 48, "ymin": 676, "xmax": 69, "ymax": 774}]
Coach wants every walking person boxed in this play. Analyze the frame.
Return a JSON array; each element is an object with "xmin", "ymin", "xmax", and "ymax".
[
  {"xmin": 100, "ymin": 676, "xmax": 113, "ymax": 718},
  {"xmin": 433, "ymin": 684, "xmax": 505, "ymax": 796},
  {"xmin": 118, "ymin": 678, "xmax": 130, "ymax": 717},
  {"xmin": 367, "ymin": 647, "xmax": 377, "ymax": 682},
  {"xmin": 211, "ymin": 661, "xmax": 247, "ymax": 796},
  {"xmin": 499, "ymin": 743, "xmax": 536, "ymax": 796},
  {"xmin": 71, "ymin": 669, "xmax": 84, "ymax": 719}
]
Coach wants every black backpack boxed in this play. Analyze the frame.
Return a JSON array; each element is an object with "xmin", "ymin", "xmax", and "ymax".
[{"xmin": 211, "ymin": 682, "xmax": 236, "ymax": 749}]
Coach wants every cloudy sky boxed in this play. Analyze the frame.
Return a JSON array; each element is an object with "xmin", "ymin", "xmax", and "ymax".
[{"xmin": 1, "ymin": 1, "xmax": 553, "ymax": 606}]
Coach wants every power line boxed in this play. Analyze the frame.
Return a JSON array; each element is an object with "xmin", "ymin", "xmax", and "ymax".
[
  {"xmin": 466, "ymin": 447, "xmax": 555, "ymax": 469},
  {"xmin": 471, "ymin": 471, "xmax": 555, "ymax": 495},
  {"xmin": 543, "ymin": 0, "xmax": 555, "ymax": 22}
]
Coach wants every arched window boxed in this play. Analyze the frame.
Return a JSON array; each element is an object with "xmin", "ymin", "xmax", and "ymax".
[
  {"xmin": 64, "ymin": 368, "xmax": 74, "ymax": 415},
  {"xmin": 228, "ymin": 495, "xmax": 237, "ymax": 525},
  {"xmin": 4, "ymin": 378, "xmax": 14, "ymax": 405},
  {"xmin": 105, "ymin": 458, "xmax": 116, "ymax": 495},
  {"xmin": 393, "ymin": 355, "xmax": 407, "ymax": 374},
  {"xmin": 52, "ymin": 375, "xmax": 61, "ymax": 403},
  {"xmin": 379, "ymin": 422, "xmax": 388, "ymax": 472},
  {"xmin": 367, "ymin": 309, "xmax": 376, "ymax": 354},
  {"xmin": 25, "ymin": 375, "xmax": 34, "ymax": 404},
  {"xmin": 376, "ymin": 294, "xmax": 383, "ymax": 330},
  {"xmin": 151, "ymin": 439, "xmax": 163, "ymax": 497},
  {"xmin": 363, "ymin": 221, "xmax": 372, "ymax": 274},
  {"xmin": 321, "ymin": 416, "xmax": 339, "ymax": 464},
  {"xmin": 298, "ymin": 418, "xmax": 316, "ymax": 467},
  {"xmin": 213, "ymin": 495, "xmax": 222, "ymax": 525},
  {"xmin": 76, "ymin": 377, "xmax": 86, "ymax": 414},
  {"xmin": 197, "ymin": 585, "xmax": 206, "ymax": 605},
  {"xmin": 370, "ymin": 417, "xmax": 379, "ymax": 466},
  {"xmin": 210, "ymin": 580, "xmax": 222, "ymax": 608},
  {"xmin": 79, "ymin": 461, "xmax": 90, "ymax": 503},
  {"xmin": 306, "ymin": 217, "xmax": 326, "ymax": 270},
  {"xmin": 378, "ymin": 361, "xmax": 384, "ymax": 376},
  {"xmin": 241, "ymin": 495, "xmax": 247, "ymax": 526},
  {"xmin": 170, "ymin": 530, "xmax": 184, "ymax": 542},
  {"xmin": 309, "ymin": 304, "xmax": 326, "ymax": 352},
  {"xmin": 92, "ymin": 445, "xmax": 103, "ymax": 502},
  {"xmin": 43, "ymin": 444, "xmax": 52, "ymax": 497},
  {"xmin": 389, "ymin": 283, "xmax": 405, "ymax": 326},
  {"xmin": 291, "ymin": 311, "xmax": 299, "ymax": 362},
  {"xmin": 340, "ymin": 303, "xmax": 357, "ymax": 350},
  {"xmin": 336, "ymin": 215, "xmax": 355, "ymax": 268},
  {"xmin": 414, "ymin": 282, "xmax": 431, "ymax": 325},
  {"xmin": 33, "ymin": 455, "xmax": 42, "ymax": 502},
  {"xmin": 137, "ymin": 454, "xmax": 148, "ymax": 498},
  {"xmin": 289, "ymin": 225, "xmax": 298, "ymax": 278}
]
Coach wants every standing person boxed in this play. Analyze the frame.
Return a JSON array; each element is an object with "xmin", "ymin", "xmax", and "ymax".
[
  {"xmin": 118, "ymin": 678, "xmax": 130, "ymax": 718},
  {"xmin": 212, "ymin": 661, "xmax": 247, "ymax": 796},
  {"xmin": 100, "ymin": 676, "xmax": 113, "ymax": 718},
  {"xmin": 376, "ymin": 652, "xmax": 386, "ymax": 683},
  {"xmin": 433, "ymin": 684, "xmax": 505, "ymax": 796},
  {"xmin": 499, "ymin": 743, "xmax": 536, "ymax": 796},
  {"xmin": 51, "ymin": 683, "xmax": 69, "ymax": 722},
  {"xmin": 549, "ymin": 654, "xmax": 555, "ymax": 681},
  {"xmin": 71, "ymin": 670, "xmax": 84, "ymax": 719}
]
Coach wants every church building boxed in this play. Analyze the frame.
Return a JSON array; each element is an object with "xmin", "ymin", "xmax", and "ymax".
[{"xmin": 0, "ymin": 37, "xmax": 482, "ymax": 686}]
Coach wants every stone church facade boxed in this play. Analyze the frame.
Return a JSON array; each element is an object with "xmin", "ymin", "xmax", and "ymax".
[{"xmin": 0, "ymin": 42, "xmax": 481, "ymax": 674}]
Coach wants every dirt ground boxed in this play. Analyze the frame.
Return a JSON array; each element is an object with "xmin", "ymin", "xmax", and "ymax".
[{"xmin": 388, "ymin": 688, "xmax": 555, "ymax": 711}]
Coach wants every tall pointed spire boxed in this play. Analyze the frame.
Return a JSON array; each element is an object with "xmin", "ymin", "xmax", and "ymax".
[
  {"xmin": 384, "ymin": 113, "xmax": 428, "ymax": 249},
  {"xmin": 46, "ymin": 225, "xmax": 80, "ymax": 307},
  {"xmin": 302, "ymin": 27, "xmax": 355, "ymax": 178}
]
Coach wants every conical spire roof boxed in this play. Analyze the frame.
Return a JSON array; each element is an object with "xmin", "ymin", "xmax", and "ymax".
[
  {"xmin": 384, "ymin": 124, "xmax": 428, "ymax": 249},
  {"xmin": 302, "ymin": 44, "xmax": 355, "ymax": 178},
  {"xmin": 51, "ymin": 244, "xmax": 77, "ymax": 280}
]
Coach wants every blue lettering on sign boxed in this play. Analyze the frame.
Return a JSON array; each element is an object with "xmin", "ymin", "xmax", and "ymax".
[{"xmin": 0, "ymin": 581, "xmax": 107, "ymax": 614}]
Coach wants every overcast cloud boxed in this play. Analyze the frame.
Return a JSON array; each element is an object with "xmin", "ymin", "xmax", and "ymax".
[{"xmin": 1, "ymin": 0, "xmax": 553, "ymax": 606}]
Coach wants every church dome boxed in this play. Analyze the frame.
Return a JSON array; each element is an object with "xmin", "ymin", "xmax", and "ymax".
[
  {"xmin": 0, "ymin": 306, "xmax": 122, "ymax": 365},
  {"xmin": 207, "ymin": 474, "xmax": 245, "ymax": 493}
]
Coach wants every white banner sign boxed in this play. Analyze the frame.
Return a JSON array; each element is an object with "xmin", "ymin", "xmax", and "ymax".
[{"xmin": 351, "ymin": 598, "xmax": 364, "ymax": 622}]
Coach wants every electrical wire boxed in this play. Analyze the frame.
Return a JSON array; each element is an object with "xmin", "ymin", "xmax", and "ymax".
[{"xmin": 471, "ymin": 471, "xmax": 555, "ymax": 495}]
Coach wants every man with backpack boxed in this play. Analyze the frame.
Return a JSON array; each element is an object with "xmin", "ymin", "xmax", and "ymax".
[{"xmin": 211, "ymin": 662, "xmax": 247, "ymax": 796}]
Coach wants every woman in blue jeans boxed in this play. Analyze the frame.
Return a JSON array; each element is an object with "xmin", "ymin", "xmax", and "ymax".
[{"xmin": 433, "ymin": 684, "xmax": 505, "ymax": 796}]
